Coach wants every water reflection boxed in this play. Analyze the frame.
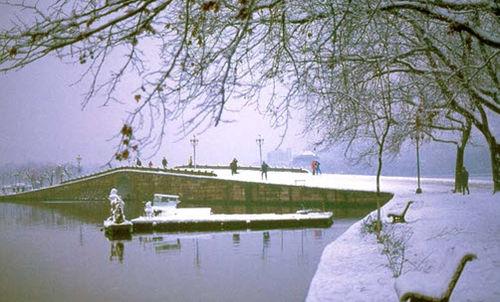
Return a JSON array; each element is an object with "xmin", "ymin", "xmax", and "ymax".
[
  {"xmin": 106, "ymin": 230, "xmax": 317, "ymax": 266},
  {"xmin": 232, "ymin": 233, "xmax": 240, "ymax": 247},
  {"xmin": 194, "ymin": 238, "xmax": 201, "ymax": 268},
  {"xmin": 262, "ymin": 231, "xmax": 270, "ymax": 260},
  {"xmin": 155, "ymin": 239, "xmax": 181, "ymax": 253},
  {"xmin": 109, "ymin": 241, "xmax": 125, "ymax": 263},
  {"xmin": 137, "ymin": 235, "xmax": 182, "ymax": 254},
  {"xmin": 0, "ymin": 202, "xmax": 361, "ymax": 302},
  {"xmin": 313, "ymin": 229, "xmax": 323, "ymax": 240}
]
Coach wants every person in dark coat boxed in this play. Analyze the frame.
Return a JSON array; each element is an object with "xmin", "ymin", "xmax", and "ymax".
[
  {"xmin": 261, "ymin": 161, "xmax": 269, "ymax": 180},
  {"xmin": 136, "ymin": 158, "xmax": 142, "ymax": 167},
  {"xmin": 316, "ymin": 161, "xmax": 322, "ymax": 174},
  {"xmin": 162, "ymin": 157, "xmax": 168, "ymax": 169},
  {"xmin": 461, "ymin": 166, "xmax": 470, "ymax": 194},
  {"xmin": 230, "ymin": 158, "xmax": 238, "ymax": 175}
]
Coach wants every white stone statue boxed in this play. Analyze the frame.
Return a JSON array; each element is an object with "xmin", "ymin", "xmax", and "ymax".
[
  {"xmin": 108, "ymin": 188, "xmax": 126, "ymax": 223},
  {"xmin": 144, "ymin": 201, "xmax": 153, "ymax": 218}
]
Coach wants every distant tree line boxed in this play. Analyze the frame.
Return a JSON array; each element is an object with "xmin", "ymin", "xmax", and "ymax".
[{"xmin": 0, "ymin": 162, "xmax": 79, "ymax": 191}]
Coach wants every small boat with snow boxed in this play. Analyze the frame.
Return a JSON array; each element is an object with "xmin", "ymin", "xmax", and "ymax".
[
  {"xmin": 131, "ymin": 193, "xmax": 334, "ymax": 233},
  {"xmin": 146, "ymin": 194, "xmax": 212, "ymax": 217}
]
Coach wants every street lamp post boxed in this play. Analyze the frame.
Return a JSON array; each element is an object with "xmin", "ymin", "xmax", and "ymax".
[
  {"xmin": 415, "ymin": 114, "xmax": 423, "ymax": 194},
  {"xmin": 190, "ymin": 135, "xmax": 199, "ymax": 169},
  {"xmin": 76, "ymin": 155, "xmax": 82, "ymax": 175},
  {"xmin": 58, "ymin": 165, "xmax": 63, "ymax": 183},
  {"xmin": 14, "ymin": 172, "xmax": 19, "ymax": 192},
  {"xmin": 415, "ymin": 133, "xmax": 423, "ymax": 194},
  {"xmin": 256, "ymin": 134, "xmax": 264, "ymax": 165}
]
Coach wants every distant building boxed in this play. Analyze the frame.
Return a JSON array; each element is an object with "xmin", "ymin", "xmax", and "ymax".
[
  {"xmin": 292, "ymin": 151, "xmax": 319, "ymax": 168},
  {"xmin": 267, "ymin": 148, "xmax": 292, "ymax": 167}
]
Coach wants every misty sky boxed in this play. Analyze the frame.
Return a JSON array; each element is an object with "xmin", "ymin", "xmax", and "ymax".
[
  {"xmin": 1, "ymin": 54, "xmax": 496, "ymax": 177},
  {"xmin": 0, "ymin": 53, "xmax": 310, "ymax": 168}
]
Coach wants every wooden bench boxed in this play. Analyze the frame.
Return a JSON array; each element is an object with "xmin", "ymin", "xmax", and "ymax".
[
  {"xmin": 387, "ymin": 201, "xmax": 414, "ymax": 223},
  {"xmin": 395, "ymin": 250, "xmax": 477, "ymax": 302}
]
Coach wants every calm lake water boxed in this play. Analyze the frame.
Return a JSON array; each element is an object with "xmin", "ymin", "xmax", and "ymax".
[{"xmin": 0, "ymin": 201, "xmax": 369, "ymax": 302}]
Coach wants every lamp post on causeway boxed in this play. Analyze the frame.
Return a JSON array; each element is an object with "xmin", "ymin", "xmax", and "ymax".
[
  {"xmin": 190, "ymin": 135, "xmax": 199, "ymax": 169},
  {"xmin": 13, "ymin": 172, "xmax": 19, "ymax": 192},
  {"xmin": 57, "ymin": 164, "xmax": 64, "ymax": 183},
  {"xmin": 256, "ymin": 134, "xmax": 264, "ymax": 165},
  {"xmin": 76, "ymin": 154, "xmax": 82, "ymax": 175},
  {"xmin": 415, "ymin": 111, "xmax": 423, "ymax": 194}
]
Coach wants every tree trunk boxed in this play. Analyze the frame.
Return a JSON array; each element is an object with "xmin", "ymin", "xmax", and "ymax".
[
  {"xmin": 489, "ymin": 141, "xmax": 500, "ymax": 193},
  {"xmin": 474, "ymin": 122, "xmax": 500, "ymax": 193},
  {"xmin": 375, "ymin": 144, "xmax": 383, "ymax": 239},
  {"xmin": 454, "ymin": 145, "xmax": 465, "ymax": 193},
  {"xmin": 376, "ymin": 151, "xmax": 382, "ymax": 194},
  {"xmin": 472, "ymin": 111, "xmax": 499, "ymax": 193},
  {"xmin": 454, "ymin": 120, "xmax": 471, "ymax": 193}
]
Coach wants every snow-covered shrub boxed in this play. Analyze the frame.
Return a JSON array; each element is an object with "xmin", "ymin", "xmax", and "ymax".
[
  {"xmin": 360, "ymin": 214, "xmax": 380, "ymax": 236},
  {"xmin": 379, "ymin": 225, "xmax": 413, "ymax": 277},
  {"xmin": 360, "ymin": 214, "xmax": 413, "ymax": 277},
  {"xmin": 360, "ymin": 214, "xmax": 387, "ymax": 238}
]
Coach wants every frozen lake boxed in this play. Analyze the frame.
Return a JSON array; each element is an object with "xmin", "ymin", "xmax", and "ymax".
[{"xmin": 0, "ymin": 201, "xmax": 368, "ymax": 302}]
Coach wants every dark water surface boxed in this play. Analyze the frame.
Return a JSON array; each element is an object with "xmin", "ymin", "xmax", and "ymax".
[{"xmin": 0, "ymin": 201, "xmax": 366, "ymax": 302}]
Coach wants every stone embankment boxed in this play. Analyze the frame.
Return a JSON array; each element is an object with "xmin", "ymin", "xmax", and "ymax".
[{"xmin": 0, "ymin": 167, "xmax": 392, "ymax": 207}]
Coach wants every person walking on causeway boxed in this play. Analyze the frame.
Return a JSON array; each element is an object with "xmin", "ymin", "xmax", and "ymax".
[
  {"xmin": 315, "ymin": 161, "xmax": 322, "ymax": 174},
  {"xmin": 230, "ymin": 158, "xmax": 238, "ymax": 175},
  {"xmin": 261, "ymin": 161, "xmax": 269, "ymax": 180}
]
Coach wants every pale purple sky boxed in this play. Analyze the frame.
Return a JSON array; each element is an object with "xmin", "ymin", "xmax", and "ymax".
[
  {"xmin": 0, "ymin": 49, "xmax": 496, "ymax": 175},
  {"xmin": 0, "ymin": 54, "xmax": 308, "ymax": 168}
]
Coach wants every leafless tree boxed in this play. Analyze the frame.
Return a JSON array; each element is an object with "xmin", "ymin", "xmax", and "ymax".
[
  {"xmin": 0, "ymin": 0, "xmax": 498, "ymax": 189},
  {"xmin": 307, "ymin": 0, "xmax": 499, "ymax": 190}
]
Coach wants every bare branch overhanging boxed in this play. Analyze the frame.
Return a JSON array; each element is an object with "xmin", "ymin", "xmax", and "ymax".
[{"xmin": 0, "ymin": 0, "xmax": 498, "ymax": 190}]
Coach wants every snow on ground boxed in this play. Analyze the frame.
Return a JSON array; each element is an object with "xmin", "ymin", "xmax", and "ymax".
[
  {"xmin": 207, "ymin": 168, "xmax": 499, "ymax": 301},
  {"xmin": 296, "ymin": 175, "xmax": 499, "ymax": 301},
  {"xmin": 211, "ymin": 167, "xmax": 491, "ymax": 194}
]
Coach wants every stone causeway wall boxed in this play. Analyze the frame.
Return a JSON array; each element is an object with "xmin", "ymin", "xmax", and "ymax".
[{"xmin": 0, "ymin": 167, "xmax": 392, "ymax": 207}]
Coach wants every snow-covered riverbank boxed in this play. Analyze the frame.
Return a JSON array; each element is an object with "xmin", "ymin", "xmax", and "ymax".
[
  {"xmin": 306, "ymin": 177, "xmax": 499, "ymax": 301},
  {"xmin": 209, "ymin": 168, "xmax": 498, "ymax": 301},
  {"xmin": 212, "ymin": 168, "xmax": 498, "ymax": 301}
]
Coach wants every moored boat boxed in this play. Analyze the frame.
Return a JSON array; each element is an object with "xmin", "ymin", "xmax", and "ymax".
[{"xmin": 131, "ymin": 193, "xmax": 333, "ymax": 233}]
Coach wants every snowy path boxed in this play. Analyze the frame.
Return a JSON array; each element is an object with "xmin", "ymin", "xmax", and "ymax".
[{"xmin": 303, "ymin": 175, "xmax": 499, "ymax": 302}]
